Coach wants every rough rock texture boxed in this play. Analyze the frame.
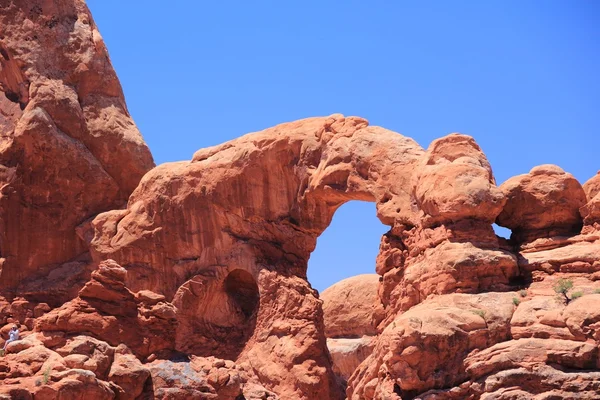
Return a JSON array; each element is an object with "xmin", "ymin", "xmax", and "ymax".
[
  {"xmin": 581, "ymin": 171, "xmax": 600, "ymax": 229},
  {"xmin": 418, "ymin": 339, "xmax": 600, "ymax": 399},
  {"xmin": 583, "ymin": 171, "xmax": 600, "ymax": 201},
  {"xmin": 376, "ymin": 134, "xmax": 517, "ymax": 318},
  {"xmin": 88, "ymin": 114, "xmax": 426, "ymax": 399},
  {"xmin": 0, "ymin": 332, "xmax": 145, "ymax": 399},
  {"xmin": 412, "ymin": 134, "xmax": 505, "ymax": 228},
  {"xmin": 34, "ymin": 260, "xmax": 177, "ymax": 359},
  {"xmin": 322, "ymin": 274, "xmax": 384, "ymax": 338},
  {"xmin": 497, "ymin": 165, "xmax": 587, "ymax": 243},
  {"xmin": 347, "ymin": 292, "xmax": 517, "ymax": 399},
  {"xmin": 321, "ymin": 275, "xmax": 383, "ymax": 385},
  {"xmin": 1, "ymin": 2, "xmax": 600, "ymax": 398},
  {"xmin": 327, "ymin": 337, "xmax": 375, "ymax": 383},
  {"xmin": 0, "ymin": 0, "xmax": 154, "ymax": 291}
]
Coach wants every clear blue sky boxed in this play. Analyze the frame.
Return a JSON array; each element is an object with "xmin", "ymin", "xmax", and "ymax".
[{"xmin": 87, "ymin": 1, "xmax": 599, "ymax": 293}]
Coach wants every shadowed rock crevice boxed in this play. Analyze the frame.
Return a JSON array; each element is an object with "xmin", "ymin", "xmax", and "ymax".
[
  {"xmin": 0, "ymin": 41, "xmax": 29, "ymax": 110},
  {"xmin": 224, "ymin": 269, "xmax": 260, "ymax": 320}
]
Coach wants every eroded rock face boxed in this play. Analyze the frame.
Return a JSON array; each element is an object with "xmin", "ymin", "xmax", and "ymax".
[
  {"xmin": 581, "ymin": 171, "xmax": 600, "ymax": 230},
  {"xmin": 377, "ymin": 134, "xmax": 517, "ymax": 318},
  {"xmin": 89, "ymin": 114, "xmax": 426, "ymax": 399},
  {"xmin": 583, "ymin": 171, "xmax": 600, "ymax": 201},
  {"xmin": 322, "ymin": 274, "xmax": 384, "ymax": 338},
  {"xmin": 34, "ymin": 260, "xmax": 177, "ymax": 360},
  {"xmin": 347, "ymin": 292, "xmax": 517, "ymax": 399},
  {"xmin": 413, "ymin": 134, "xmax": 505, "ymax": 227},
  {"xmin": 321, "ymin": 275, "xmax": 383, "ymax": 385},
  {"xmin": 497, "ymin": 165, "xmax": 587, "ymax": 243},
  {"xmin": 0, "ymin": 0, "xmax": 154, "ymax": 290},
  {"xmin": 1, "ymin": 3, "xmax": 599, "ymax": 398}
]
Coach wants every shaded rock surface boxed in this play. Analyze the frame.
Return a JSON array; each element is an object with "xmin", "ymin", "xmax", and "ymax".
[{"xmin": 89, "ymin": 113, "xmax": 426, "ymax": 399}]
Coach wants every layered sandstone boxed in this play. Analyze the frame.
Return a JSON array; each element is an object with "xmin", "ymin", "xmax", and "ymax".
[
  {"xmin": 88, "ymin": 114, "xmax": 426, "ymax": 399},
  {"xmin": 376, "ymin": 134, "xmax": 518, "ymax": 319},
  {"xmin": 1, "ymin": 1, "xmax": 599, "ymax": 399}
]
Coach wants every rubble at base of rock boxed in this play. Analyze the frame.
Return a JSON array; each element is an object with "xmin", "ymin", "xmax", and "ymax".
[{"xmin": 1, "ymin": 1, "xmax": 600, "ymax": 399}]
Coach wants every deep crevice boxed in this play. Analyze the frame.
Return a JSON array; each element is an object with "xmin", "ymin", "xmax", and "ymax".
[{"xmin": 224, "ymin": 269, "xmax": 260, "ymax": 319}]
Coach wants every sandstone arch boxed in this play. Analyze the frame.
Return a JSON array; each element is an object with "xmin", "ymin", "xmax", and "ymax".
[
  {"xmin": 89, "ymin": 114, "xmax": 425, "ymax": 398},
  {"xmin": 88, "ymin": 115, "xmax": 518, "ymax": 399},
  {"xmin": 1, "ymin": 2, "xmax": 598, "ymax": 398}
]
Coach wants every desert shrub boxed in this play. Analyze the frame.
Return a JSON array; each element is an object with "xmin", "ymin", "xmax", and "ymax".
[
  {"xmin": 553, "ymin": 278, "xmax": 573, "ymax": 294},
  {"xmin": 43, "ymin": 366, "xmax": 51, "ymax": 384},
  {"xmin": 553, "ymin": 278, "xmax": 574, "ymax": 303},
  {"xmin": 571, "ymin": 290, "xmax": 584, "ymax": 300}
]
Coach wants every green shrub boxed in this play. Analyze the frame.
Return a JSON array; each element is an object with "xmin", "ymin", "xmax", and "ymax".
[
  {"xmin": 553, "ymin": 278, "xmax": 573, "ymax": 295},
  {"xmin": 553, "ymin": 278, "xmax": 574, "ymax": 303},
  {"xmin": 472, "ymin": 309, "xmax": 486, "ymax": 318},
  {"xmin": 571, "ymin": 290, "xmax": 584, "ymax": 300},
  {"xmin": 512, "ymin": 297, "xmax": 521, "ymax": 306},
  {"xmin": 43, "ymin": 366, "xmax": 51, "ymax": 384},
  {"xmin": 519, "ymin": 289, "xmax": 527, "ymax": 297}
]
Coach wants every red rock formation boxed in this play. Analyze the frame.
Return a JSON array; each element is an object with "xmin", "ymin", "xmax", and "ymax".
[
  {"xmin": 0, "ymin": 0, "xmax": 154, "ymax": 291},
  {"xmin": 89, "ymin": 114, "xmax": 426, "ymax": 399},
  {"xmin": 581, "ymin": 171, "xmax": 600, "ymax": 231},
  {"xmin": 583, "ymin": 171, "xmax": 600, "ymax": 201},
  {"xmin": 377, "ymin": 134, "xmax": 517, "ymax": 318},
  {"xmin": 322, "ymin": 274, "xmax": 384, "ymax": 338},
  {"xmin": 321, "ymin": 274, "xmax": 383, "ymax": 384},
  {"xmin": 1, "ymin": 2, "xmax": 599, "ymax": 399},
  {"xmin": 497, "ymin": 165, "xmax": 587, "ymax": 243},
  {"xmin": 34, "ymin": 260, "xmax": 177, "ymax": 359},
  {"xmin": 347, "ymin": 292, "xmax": 517, "ymax": 399}
]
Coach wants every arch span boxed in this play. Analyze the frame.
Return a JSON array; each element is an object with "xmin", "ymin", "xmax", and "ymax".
[
  {"xmin": 90, "ymin": 114, "xmax": 424, "ymax": 399},
  {"xmin": 90, "ymin": 115, "xmax": 515, "ymax": 399}
]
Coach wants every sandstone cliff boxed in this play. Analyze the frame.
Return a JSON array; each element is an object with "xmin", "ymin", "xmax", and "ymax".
[
  {"xmin": 0, "ymin": 0, "xmax": 154, "ymax": 296},
  {"xmin": 1, "ymin": 1, "xmax": 599, "ymax": 400}
]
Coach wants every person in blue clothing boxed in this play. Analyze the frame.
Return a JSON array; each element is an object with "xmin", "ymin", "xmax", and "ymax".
[{"xmin": 2, "ymin": 324, "xmax": 19, "ymax": 351}]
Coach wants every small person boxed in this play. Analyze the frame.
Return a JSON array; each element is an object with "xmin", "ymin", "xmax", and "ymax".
[{"xmin": 2, "ymin": 324, "xmax": 20, "ymax": 351}]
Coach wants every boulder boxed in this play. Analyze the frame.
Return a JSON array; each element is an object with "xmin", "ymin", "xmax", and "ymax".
[
  {"xmin": 497, "ymin": 165, "xmax": 587, "ymax": 242},
  {"xmin": 321, "ymin": 274, "xmax": 383, "ymax": 338}
]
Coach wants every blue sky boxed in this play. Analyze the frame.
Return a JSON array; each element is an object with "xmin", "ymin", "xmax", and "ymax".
[{"xmin": 87, "ymin": 1, "xmax": 599, "ymax": 292}]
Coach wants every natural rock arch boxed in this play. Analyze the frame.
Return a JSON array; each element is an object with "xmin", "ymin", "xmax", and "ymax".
[
  {"xmin": 89, "ymin": 115, "xmax": 424, "ymax": 398},
  {"xmin": 89, "ymin": 115, "xmax": 517, "ymax": 399}
]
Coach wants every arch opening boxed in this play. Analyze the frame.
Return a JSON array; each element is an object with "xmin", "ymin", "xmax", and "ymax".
[
  {"xmin": 308, "ymin": 200, "xmax": 389, "ymax": 388},
  {"xmin": 308, "ymin": 201, "xmax": 388, "ymax": 293},
  {"xmin": 224, "ymin": 269, "xmax": 260, "ymax": 320},
  {"xmin": 493, "ymin": 223, "xmax": 512, "ymax": 241}
]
